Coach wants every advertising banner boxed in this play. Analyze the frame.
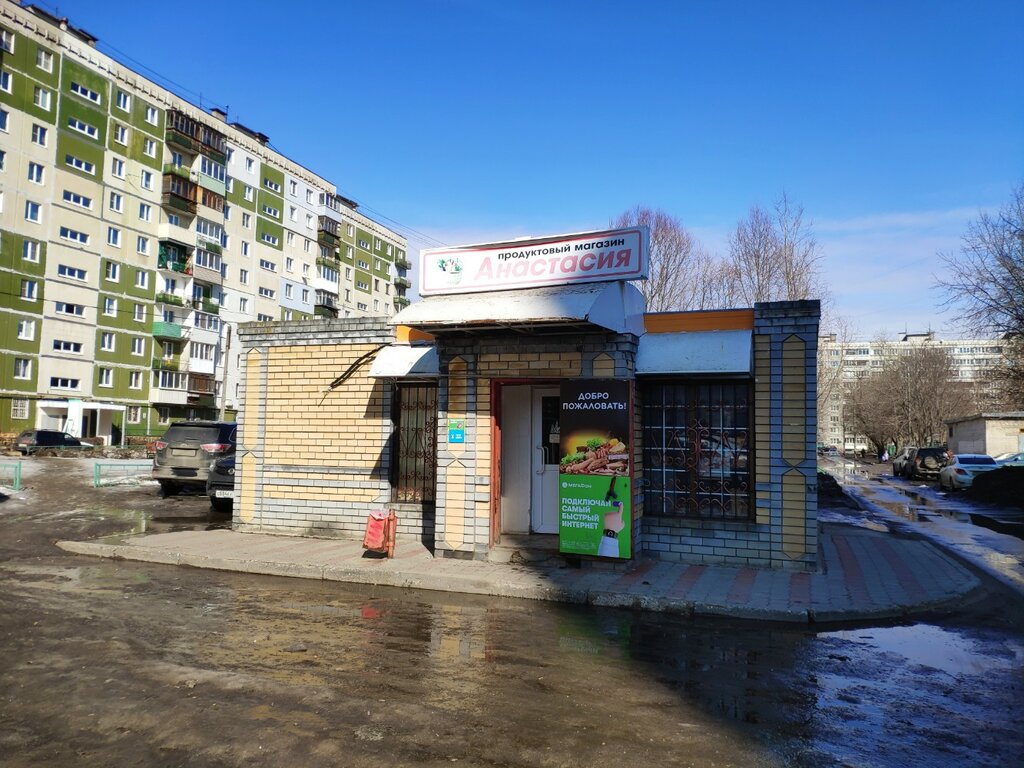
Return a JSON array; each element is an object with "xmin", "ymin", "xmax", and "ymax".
[
  {"xmin": 558, "ymin": 379, "xmax": 632, "ymax": 559},
  {"xmin": 419, "ymin": 227, "xmax": 649, "ymax": 296}
]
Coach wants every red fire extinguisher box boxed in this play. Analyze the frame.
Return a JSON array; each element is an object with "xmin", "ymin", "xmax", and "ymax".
[{"xmin": 362, "ymin": 509, "xmax": 396, "ymax": 558}]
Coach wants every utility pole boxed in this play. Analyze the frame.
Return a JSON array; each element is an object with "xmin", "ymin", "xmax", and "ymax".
[{"xmin": 219, "ymin": 324, "xmax": 232, "ymax": 421}]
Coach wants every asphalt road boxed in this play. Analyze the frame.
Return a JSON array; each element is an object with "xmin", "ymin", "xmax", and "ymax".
[{"xmin": 1, "ymin": 458, "xmax": 1022, "ymax": 767}]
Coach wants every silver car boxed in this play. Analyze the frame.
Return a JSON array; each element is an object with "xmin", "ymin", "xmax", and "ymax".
[{"xmin": 152, "ymin": 421, "xmax": 236, "ymax": 495}]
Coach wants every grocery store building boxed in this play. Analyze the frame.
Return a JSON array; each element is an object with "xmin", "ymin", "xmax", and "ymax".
[{"xmin": 233, "ymin": 229, "xmax": 821, "ymax": 571}]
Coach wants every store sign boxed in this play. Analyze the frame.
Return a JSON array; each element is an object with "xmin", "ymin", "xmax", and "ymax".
[
  {"xmin": 419, "ymin": 227, "xmax": 648, "ymax": 296},
  {"xmin": 448, "ymin": 419, "xmax": 465, "ymax": 443},
  {"xmin": 558, "ymin": 379, "xmax": 632, "ymax": 559}
]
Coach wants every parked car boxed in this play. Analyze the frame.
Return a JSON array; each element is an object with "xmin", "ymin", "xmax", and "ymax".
[
  {"xmin": 892, "ymin": 447, "xmax": 917, "ymax": 477},
  {"xmin": 905, "ymin": 446, "xmax": 949, "ymax": 481},
  {"xmin": 15, "ymin": 429, "xmax": 93, "ymax": 455},
  {"xmin": 938, "ymin": 454, "xmax": 1000, "ymax": 490},
  {"xmin": 994, "ymin": 451, "xmax": 1024, "ymax": 466},
  {"xmin": 206, "ymin": 454, "xmax": 236, "ymax": 512},
  {"xmin": 152, "ymin": 421, "xmax": 236, "ymax": 495}
]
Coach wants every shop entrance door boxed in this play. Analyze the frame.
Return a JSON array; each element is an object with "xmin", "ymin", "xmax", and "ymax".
[{"xmin": 530, "ymin": 388, "xmax": 560, "ymax": 534}]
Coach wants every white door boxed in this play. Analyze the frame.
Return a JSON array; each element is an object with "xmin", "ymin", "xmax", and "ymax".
[{"xmin": 530, "ymin": 388, "xmax": 560, "ymax": 533}]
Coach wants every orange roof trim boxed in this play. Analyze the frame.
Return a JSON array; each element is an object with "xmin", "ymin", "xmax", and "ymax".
[
  {"xmin": 395, "ymin": 325, "xmax": 436, "ymax": 344},
  {"xmin": 644, "ymin": 309, "xmax": 755, "ymax": 334}
]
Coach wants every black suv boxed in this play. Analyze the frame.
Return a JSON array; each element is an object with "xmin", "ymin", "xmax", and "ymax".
[
  {"xmin": 15, "ymin": 429, "xmax": 93, "ymax": 454},
  {"xmin": 152, "ymin": 421, "xmax": 236, "ymax": 495},
  {"xmin": 905, "ymin": 447, "xmax": 949, "ymax": 480}
]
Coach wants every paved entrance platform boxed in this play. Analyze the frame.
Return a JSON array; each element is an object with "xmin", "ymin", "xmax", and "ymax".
[{"xmin": 58, "ymin": 521, "xmax": 982, "ymax": 623}]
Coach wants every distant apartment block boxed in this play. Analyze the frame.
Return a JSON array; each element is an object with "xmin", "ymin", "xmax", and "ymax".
[
  {"xmin": 0, "ymin": 1, "xmax": 410, "ymax": 441},
  {"xmin": 819, "ymin": 331, "xmax": 1005, "ymax": 451}
]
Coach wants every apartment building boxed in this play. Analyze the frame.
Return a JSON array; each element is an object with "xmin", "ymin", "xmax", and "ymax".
[
  {"xmin": 0, "ymin": 1, "xmax": 410, "ymax": 442},
  {"xmin": 819, "ymin": 331, "xmax": 1005, "ymax": 452}
]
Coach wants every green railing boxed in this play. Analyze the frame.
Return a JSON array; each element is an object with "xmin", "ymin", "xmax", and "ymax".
[
  {"xmin": 162, "ymin": 163, "xmax": 191, "ymax": 179},
  {"xmin": 394, "ymin": 257, "xmax": 411, "ymax": 270},
  {"xmin": 201, "ymin": 299, "xmax": 220, "ymax": 315},
  {"xmin": 155, "ymin": 292, "xmax": 184, "ymax": 306},
  {"xmin": 394, "ymin": 276, "xmax": 411, "ymax": 289},
  {"xmin": 0, "ymin": 462, "xmax": 23, "ymax": 491},
  {"xmin": 93, "ymin": 462, "xmax": 153, "ymax": 487},
  {"xmin": 152, "ymin": 321, "xmax": 184, "ymax": 339},
  {"xmin": 152, "ymin": 358, "xmax": 180, "ymax": 371},
  {"xmin": 200, "ymin": 240, "xmax": 222, "ymax": 255}
]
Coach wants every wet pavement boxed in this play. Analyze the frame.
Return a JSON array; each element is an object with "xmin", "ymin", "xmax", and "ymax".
[{"xmin": 1, "ymin": 458, "xmax": 1023, "ymax": 767}]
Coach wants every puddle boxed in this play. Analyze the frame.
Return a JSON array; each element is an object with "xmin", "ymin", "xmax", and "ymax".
[{"xmin": 820, "ymin": 623, "xmax": 1024, "ymax": 676}]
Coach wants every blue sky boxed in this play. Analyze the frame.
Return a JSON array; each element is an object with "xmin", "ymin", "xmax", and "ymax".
[{"xmin": 48, "ymin": 0, "xmax": 1024, "ymax": 338}]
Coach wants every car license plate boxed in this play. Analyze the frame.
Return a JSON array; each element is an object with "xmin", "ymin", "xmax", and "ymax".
[{"xmin": 214, "ymin": 490, "xmax": 233, "ymax": 498}]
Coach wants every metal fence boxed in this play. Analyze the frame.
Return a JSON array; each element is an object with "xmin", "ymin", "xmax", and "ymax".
[
  {"xmin": 0, "ymin": 462, "xmax": 22, "ymax": 491},
  {"xmin": 93, "ymin": 462, "xmax": 154, "ymax": 487}
]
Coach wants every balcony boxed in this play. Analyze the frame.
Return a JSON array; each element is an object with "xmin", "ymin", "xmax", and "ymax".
[
  {"xmin": 163, "ymin": 163, "xmax": 192, "ymax": 180},
  {"xmin": 316, "ymin": 254, "xmax": 340, "ymax": 269},
  {"xmin": 394, "ymin": 275, "xmax": 411, "ymax": 290},
  {"xmin": 199, "ymin": 188, "xmax": 225, "ymax": 213},
  {"xmin": 315, "ymin": 290, "xmax": 338, "ymax": 309},
  {"xmin": 167, "ymin": 109, "xmax": 227, "ymax": 161},
  {"xmin": 394, "ymin": 296, "xmax": 411, "ymax": 309},
  {"xmin": 317, "ymin": 230, "xmax": 340, "ymax": 250},
  {"xmin": 394, "ymin": 256, "xmax": 411, "ymax": 270},
  {"xmin": 314, "ymin": 305, "xmax": 338, "ymax": 319},
  {"xmin": 158, "ymin": 243, "xmax": 191, "ymax": 274},
  {"xmin": 166, "ymin": 128, "xmax": 201, "ymax": 155},
  {"xmin": 155, "ymin": 292, "xmax": 185, "ymax": 307},
  {"xmin": 152, "ymin": 321, "xmax": 185, "ymax": 339},
  {"xmin": 162, "ymin": 175, "xmax": 198, "ymax": 215},
  {"xmin": 191, "ymin": 297, "xmax": 220, "ymax": 315},
  {"xmin": 188, "ymin": 373, "xmax": 217, "ymax": 394},
  {"xmin": 152, "ymin": 358, "xmax": 180, "ymax": 372}
]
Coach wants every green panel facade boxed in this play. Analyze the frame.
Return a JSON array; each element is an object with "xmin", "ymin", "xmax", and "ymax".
[
  {"xmin": 60, "ymin": 59, "xmax": 110, "ymax": 112},
  {"xmin": 58, "ymin": 91, "xmax": 107, "ymax": 146},
  {"xmin": 56, "ymin": 130, "xmax": 104, "ymax": 180},
  {"xmin": 226, "ymin": 179, "xmax": 257, "ymax": 211},
  {"xmin": 0, "ymin": 395, "xmax": 36, "ymax": 435},
  {"xmin": 256, "ymin": 218, "xmax": 283, "ymax": 251},
  {"xmin": 1, "ymin": 231, "xmax": 47, "ymax": 277}
]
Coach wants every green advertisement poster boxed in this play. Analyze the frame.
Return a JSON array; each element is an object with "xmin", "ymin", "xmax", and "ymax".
[{"xmin": 558, "ymin": 379, "xmax": 632, "ymax": 559}]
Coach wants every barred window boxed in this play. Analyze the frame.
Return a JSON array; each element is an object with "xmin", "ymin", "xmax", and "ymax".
[
  {"xmin": 391, "ymin": 383, "xmax": 437, "ymax": 503},
  {"xmin": 11, "ymin": 398, "xmax": 29, "ymax": 420},
  {"xmin": 642, "ymin": 380, "xmax": 752, "ymax": 520}
]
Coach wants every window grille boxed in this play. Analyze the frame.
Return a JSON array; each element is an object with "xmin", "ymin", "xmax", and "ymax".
[{"xmin": 391, "ymin": 384, "xmax": 437, "ymax": 503}]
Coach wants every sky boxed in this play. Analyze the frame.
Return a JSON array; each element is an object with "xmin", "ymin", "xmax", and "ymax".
[{"xmin": 43, "ymin": 0, "xmax": 1024, "ymax": 339}]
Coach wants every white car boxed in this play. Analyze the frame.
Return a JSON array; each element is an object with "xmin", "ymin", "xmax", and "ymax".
[
  {"xmin": 994, "ymin": 451, "xmax": 1024, "ymax": 466},
  {"xmin": 938, "ymin": 454, "xmax": 1000, "ymax": 490}
]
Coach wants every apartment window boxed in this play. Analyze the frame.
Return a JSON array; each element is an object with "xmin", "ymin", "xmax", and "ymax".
[
  {"xmin": 59, "ymin": 226, "xmax": 89, "ymax": 244},
  {"xmin": 261, "ymin": 233, "xmax": 279, "ymax": 246},
  {"xmin": 358, "ymin": 239, "xmax": 370, "ymax": 249},
  {"xmin": 145, "ymin": 105, "xmax": 158, "ymax": 125},
  {"xmin": 128, "ymin": 374, "xmax": 142, "ymax": 392},
  {"xmin": 262, "ymin": 204, "xmax": 280, "ymax": 219},
  {"xmin": 0, "ymin": 71, "xmax": 11, "ymax": 94},
  {"xmin": 63, "ymin": 190, "xmax": 92, "ymax": 209},
  {"xmin": 0, "ymin": 109, "xmax": 6, "ymax": 132},
  {"xmin": 306, "ymin": 190, "xmax": 314, "ymax": 204},
  {"xmin": 358, "ymin": 260, "xmax": 370, "ymax": 270},
  {"xmin": 345, "ymin": 267, "xmax": 352, "ymax": 279},
  {"xmin": 259, "ymin": 259, "xmax": 276, "ymax": 272},
  {"xmin": 306, "ymin": 213, "xmax": 314, "ymax": 229},
  {"xmin": 263, "ymin": 177, "xmax": 281, "ymax": 193},
  {"xmin": 67, "ymin": 116, "xmax": 98, "ymax": 139},
  {"xmin": 288, "ymin": 205, "xmax": 297, "ymax": 221},
  {"xmin": 374, "ymin": 299, "xmax": 379, "ymax": 311},
  {"xmin": 223, "ymin": 204, "xmax": 231, "ymax": 220},
  {"xmin": 116, "ymin": 90, "xmax": 130, "ymax": 111},
  {"xmin": 53, "ymin": 340, "xmax": 82, "ymax": 353},
  {"xmin": 374, "ymin": 238, "xmax": 382, "ymax": 252},
  {"xmin": 357, "ymin": 281, "xmax": 369, "ymax": 291},
  {"xmin": 111, "ymin": 158, "xmax": 125, "ymax": 178},
  {"xmin": 23, "ymin": 241, "xmax": 40, "ymax": 262},
  {"xmin": 33, "ymin": 86, "xmax": 51, "ymax": 110},
  {"xmin": 131, "ymin": 336, "xmax": 145, "ymax": 356},
  {"xmin": 167, "ymin": 214, "xmax": 180, "ymax": 227},
  {"xmin": 27, "ymin": 162, "xmax": 43, "ymax": 183},
  {"xmin": 199, "ymin": 156, "xmax": 226, "ymax": 182},
  {"xmin": 301, "ymin": 288, "xmax": 310, "ymax": 303},
  {"xmin": 14, "ymin": 358, "xmax": 31, "ymax": 380},
  {"xmin": 108, "ymin": 192, "xmax": 123, "ymax": 214},
  {"xmin": 56, "ymin": 302, "xmax": 85, "ymax": 317},
  {"xmin": 243, "ymin": 185, "xmax": 254, "ymax": 201},
  {"xmin": 357, "ymin": 302, "xmax": 368, "ymax": 311},
  {"xmin": 34, "ymin": 47, "xmax": 53, "ymax": 72},
  {"xmin": 258, "ymin": 287, "xmax": 275, "ymax": 299},
  {"xmin": 65, "ymin": 154, "xmax": 95, "ymax": 174},
  {"xmin": 241, "ymin": 241, "xmax": 250, "ymax": 257},
  {"xmin": 11, "ymin": 399, "xmax": 29, "ymax": 420},
  {"xmin": 105, "ymin": 262, "xmax": 120, "ymax": 282},
  {"xmin": 25, "ymin": 201, "xmax": 41, "ymax": 222},
  {"xmin": 257, "ymin": 313, "xmax": 273, "ymax": 321},
  {"xmin": 51, "ymin": 377, "xmax": 80, "ymax": 390},
  {"xmin": 195, "ymin": 218, "xmax": 223, "ymax": 241},
  {"xmin": 284, "ymin": 284, "xmax": 293, "ymax": 299},
  {"xmin": 97, "ymin": 368, "xmax": 113, "ymax": 388},
  {"xmin": 134, "ymin": 304, "xmax": 145, "ymax": 322},
  {"xmin": 303, "ymin": 239, "xmax": 311, "ymax": 253},
  {"xmin": 107, "ymin": 227, "xmax": 121, "ymax": 247},
  {"xmin": 285, "ymin": 256, "xmax": 294, "ymax": 272},
  {"xmin": 103, "ymin": 297, "xmax": 117, "ymax": 316},
  {"xmin": 141, "ymin": 170, "xmax": 153, "ymax": 190},
  {"xmin": 135, "ymin": 270, "xmax": 148, "ymax": 289},
  {"xmin": 239, "ymin": 297, "xmax": 249, "ymax": 312},
  {"xmin": 57, "ymin": 264, "xmax": 87, "ymax": 281},
  {"xmin": 19, "ymin": 279, "xmax": 37, "ymax": 300},
  {"xmin": 284, "ymin": 310, "xmax": 293, "ymax": 321},
  {"xmin": 1, "ymin": 29, "xmax": 14, "ymax": 53},
  {"xmin": 110, "ymin": 124, "xmax": 127, "ymax": 145},
  {"xmin": 242, "ymin": 212, "xmax": 252, "ymax": 228},
  {"xmin": 137, "ymin": 236, "xmax": 149, "ymax": 255},
  {"xmin": 347, "ymin": 245, "xmax": 354, "ymax": 257},
  {"xmin": 347, "ymin": 224, "xmax": 354, "ymax": 236},
  {"xmin": 289, "ymin": 180, "xmax": 297, "ymax": 195},
  {"xmin": 17, "ymin": 319, "xmax": 36, "ymax": 340},
  {"xmin": 100, "ymin": 332, "xmax": 115, "ymax": 352},
  {"xmin": 70, "ymin": 81, "xmax": 101, "ymax": 104},
  {"xmin": 239, "ymin": 268, "xmax": 249, "ymax": 285},
  {"xmin": 302, "ymin": 263, "xmax": 310, "ymax": 277},
  {"xmin": 245, "ymin": 158, "xmax": 254, "ymax": 173},
  {"xmin": 31, "ymin": 124, "xmax": 47, "ymax": 145},
  {"xmin": 139, "ymin": 202, "xmax": 152, "ymax": 222},
  {"xmin": 143, "ymin": 138, "xmax": 157, "ymax": 158}
]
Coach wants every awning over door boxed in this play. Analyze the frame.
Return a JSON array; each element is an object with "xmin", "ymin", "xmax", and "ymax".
[
  {"xmin": 636, "ymin": 330, "xmax": 752, "ymax": 375},
  {"xmin": 368, "ymin": 345, "xmax": 439, "ymax": 379},
  {"xmin": 390, "ymin": 281, "xmax": 645, "ymax": 335}
]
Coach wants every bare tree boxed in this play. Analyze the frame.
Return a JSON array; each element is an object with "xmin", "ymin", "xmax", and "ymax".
[
  {"xmin": 610, "ymin": 206, "xmax": 715, "ymax": 312},
  {"xmin": 726, "ymin": 193, "xmax": 828, "ymax": 305},
  {"xmin": 937, "ymin": 183, "xmax": 1024, "ymax": 408}
]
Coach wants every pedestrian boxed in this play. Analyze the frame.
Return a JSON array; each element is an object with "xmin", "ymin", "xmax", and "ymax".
[{"xmin": 881, "ymin": 450, "xmax": 889, "ymax": 463}]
